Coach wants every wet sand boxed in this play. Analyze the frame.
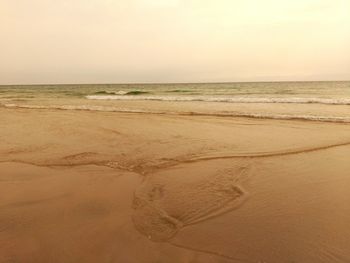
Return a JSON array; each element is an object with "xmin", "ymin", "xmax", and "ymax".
[{"xmin": 1, "ymin": 107, "xmax": 350, "ymax": 262}]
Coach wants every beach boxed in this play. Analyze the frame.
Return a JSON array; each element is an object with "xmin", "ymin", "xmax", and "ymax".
[
  {"xmin": 2, "ymin": 0, "xmax": 350, "ymax": 259},
  {"xmin": 1, "ymin": 98, "xmax": 350, "ymax": 262},
  {"xmin": 2, "ymin": 0, "xmax": 350, "ymax": 260}
]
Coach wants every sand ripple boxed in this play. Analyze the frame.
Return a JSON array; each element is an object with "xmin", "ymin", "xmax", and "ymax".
[{"xmin": 132, "ymin": 161, "xmax": 251, "ymax": 242}]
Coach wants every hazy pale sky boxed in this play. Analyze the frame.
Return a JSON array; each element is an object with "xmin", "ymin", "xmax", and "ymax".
[{"xmin": 1, "ymin": 0, "xmax": 349, "ymax": 84}]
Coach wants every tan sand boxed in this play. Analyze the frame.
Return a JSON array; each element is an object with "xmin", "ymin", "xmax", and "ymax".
[{"xmin": 1, "ymin": 107, "xmax": 350, "ymax": 262}]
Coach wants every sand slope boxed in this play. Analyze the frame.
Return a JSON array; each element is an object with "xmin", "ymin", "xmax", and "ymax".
[{"xmin": 1, "ymin": 108, "xmax": 350, "ymax": 262}]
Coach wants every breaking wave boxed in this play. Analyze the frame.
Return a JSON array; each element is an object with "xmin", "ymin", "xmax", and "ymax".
[
  {"xmin": 93, "ymin": 90, "xmax": 150, "ymax": 95},
  {"xmin": 86, "ymin": 95, "xmax": 350, "ymax": 105}
]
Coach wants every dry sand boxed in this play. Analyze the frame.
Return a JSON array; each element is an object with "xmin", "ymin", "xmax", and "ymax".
[{"xmin": 1, "ymin": 107, "xmax": 350, "ymax": 263}]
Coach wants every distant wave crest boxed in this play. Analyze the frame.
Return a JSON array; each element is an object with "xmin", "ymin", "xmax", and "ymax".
[
  {"xmin": 86, "ymin": 95, "xmax": 350, "ymax": 105},
  {"xmin": 93, "ymin": 90, "xmax": 150, "ymax": 96}
]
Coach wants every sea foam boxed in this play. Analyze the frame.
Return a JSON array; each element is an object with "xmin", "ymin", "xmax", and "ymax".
[
  {"xmin": 2, "ymin": 103, "xmax": 350, "ymax": 123},
  {"xmin": 86, "ymin": 95, "xmax": 350, "ymax": 105}
]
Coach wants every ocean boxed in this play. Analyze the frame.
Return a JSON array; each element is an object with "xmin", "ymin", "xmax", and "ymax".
[{"xmin": 1, "ymin": 81, "xmax": 350, "ymax": 122}]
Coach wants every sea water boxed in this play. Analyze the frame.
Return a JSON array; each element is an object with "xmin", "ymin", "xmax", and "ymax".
[{"xmin": 1, "ymin": 81, "xmax": 350, "ymax": 122}]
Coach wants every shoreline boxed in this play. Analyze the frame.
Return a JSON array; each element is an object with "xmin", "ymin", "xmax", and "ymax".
[{"xmin": 1, "ymin": 102, "xmax": 350, "ymax": 124}]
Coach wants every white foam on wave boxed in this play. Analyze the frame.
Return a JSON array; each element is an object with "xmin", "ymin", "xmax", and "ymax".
[
  {"xmin": 86, "ymin": 95, "xmax": 350, "ymax": 105},
  {"xmin": 1, "ymin": 103, "xmax": 161, "ymax": 114},
  {"xmin": 2, "ymin": 103, "xmax": 350, "ymax": 123},
  {"xmin": 114, "ymin": 90, "xmax": 129, "ymax": 95}
]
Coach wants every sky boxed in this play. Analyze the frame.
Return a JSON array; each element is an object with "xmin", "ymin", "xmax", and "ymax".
[{"xmin": 1, "ymin": 0, "xmax": 349, "ymax": 84}]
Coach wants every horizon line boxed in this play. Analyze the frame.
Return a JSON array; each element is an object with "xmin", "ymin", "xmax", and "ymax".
[{"xmin": 1, "ymin": 79, "xmax": 349, "ymax": 87}]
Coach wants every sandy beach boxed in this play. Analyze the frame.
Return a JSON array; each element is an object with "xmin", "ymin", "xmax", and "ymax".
[
  {"xmin": 1, "ymin": 106, "xmax": 350, "ymax": 263},
  {"xmin": 2, "ymin": 0, "xmax": 350, "ymax": 261}
]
